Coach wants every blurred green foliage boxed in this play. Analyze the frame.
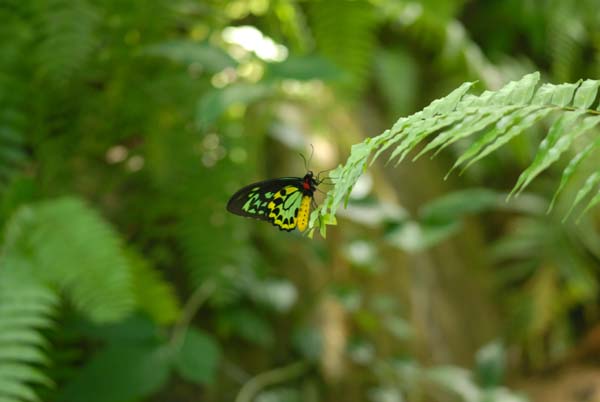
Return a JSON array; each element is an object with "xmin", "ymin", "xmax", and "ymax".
[{"xmin": 1, "ymin": 0, "xmax": 600, "ymax": 401}]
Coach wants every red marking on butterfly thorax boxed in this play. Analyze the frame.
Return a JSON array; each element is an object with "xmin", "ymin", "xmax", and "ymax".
[{"xmin": 303, "ymin": 180, "xmax": 311, "ymax": 190}]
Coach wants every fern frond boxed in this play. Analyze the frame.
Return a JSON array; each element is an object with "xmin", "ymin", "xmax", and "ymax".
[
  {"xmin": 33, "ymin": 0, "xmax": 99, "ymax": 84},
  {"xmin": 0, "ymin": 9, "xmax": 29, "ymax": 194},
  {"xmin": 308, "ymin": 0, "xmax": 377, "ymax": 95},
  {"xmin": 145, "ymin": 126, "xmax": 257, "ymax": 303},
  {"xmin": 2, "ymin": 197, "xmax": 135, "ymax": 322},
  {"xmin": 312, "ymin": 72, "xmax": 600, "ymax": 236},
  {"xmin": 378, "ymin": 0, "xmax": 503, "ymax": 89},
  {"xmin": 547, "ymin": 0, "xmax": 585, "ymax": 82},
  {"xmin": 0, "ymin": 269, "xmax": 58, "ymax": 402},
  {"xmin": 127, "ymin": 250, "xmax": 181, "ymax": 325},
  {"xmin": 0, "ymin": 106, "xmax": 27, "ymax": 194}
]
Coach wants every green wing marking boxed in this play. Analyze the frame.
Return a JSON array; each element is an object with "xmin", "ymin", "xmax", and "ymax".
[
  {"xmin": 241, "ymin": 186, "xmax": 270, "ymax": 215},
  {"xmin": 267, "ymin": 186, "xmax": 303, "ymax": 230}
]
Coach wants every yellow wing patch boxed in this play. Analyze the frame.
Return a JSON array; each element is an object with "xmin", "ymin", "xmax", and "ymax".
[{"xmin": 267, "ymin": 186, "xmax": 301, "ymax": 231}]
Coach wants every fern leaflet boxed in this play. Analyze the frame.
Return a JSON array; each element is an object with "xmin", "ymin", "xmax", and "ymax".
[{"xmin": 0, "ymin": 269, "xmax": 58, "ymax": 402}]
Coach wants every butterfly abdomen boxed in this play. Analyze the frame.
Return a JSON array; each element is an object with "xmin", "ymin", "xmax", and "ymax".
[{"xmin": 297, "ymin": 195, "xmax": 311, "ymax": 232}]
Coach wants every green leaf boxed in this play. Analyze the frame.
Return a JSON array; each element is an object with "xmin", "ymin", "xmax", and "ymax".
[
  {"xmin": 60, "ymin": 343, "xmax": 171, "ymax": 402},
  {"xmin": 413, "ymin": 105, "xmax": 520, "ymax": 161},
  {"xmin": 373, "ymin": 47, "xmax": 419, "ymax": 116},
  {"xmin": 530, "ymin": 83, "xmax": 555, "ymax": 104},
  {"xmin": 392, "ymin": 108, "xmax": 470, "ymax": 164},
  {"xmin": 460, "ymin": 107, "xmax": 553, "ymax": 173},
  {"xmin": 563, "ymin": 171, "xmax": 600, "ymax": 220},
  {"xmin": 527, "ymin": 114, "xmax": 600, "ymax": 198},
  {"xmin": 128, "ymin": 251, "xmax": 181, "ymax": 325},
  {"xmin": 0, "ymin": 269, "xmax": 58, "ymax": 402},
  {"xmin": 174, "ymin": 328, "xmax": 221, "ymax": 385},
  {"xmin": 531, "ymin": 81, "xmax": 581, "ymax": 106},
  {"xmin": 386, "ymin": 82, "xmax": 477, "ymax": 163},
  {"xmin": 573, "ymin": 79, "xmax": 600, "ymax": 109},
  {"xmin": 314, "ymin": 142, "xmax": 375, "ymax": 229},
  {"xmin": 371, "ymin": 81, "xmax": 476, "ymax": 163},
  {"xmin": 0, "ymin": 329, "xmax": 48, "ymax": 347},
  {"xmin": 0, "ymin": 381, "xmax": 39, "ymax": 402},
  {"xmin": 251, "ymin": 279, "xmax": 297, "ymax": 313},
  {"xmin": 507, "ymin": 72, "xmax": 541, "ymax": 104},
  {"xmin": 292, "ymin": 326, "xmax": 322, "ymax": 362},
  {"xmin": 142, "ymin": 40, "xmax": 236, "ymax": 72},
  {"xmin": 422, "ymin": 82, "xmax": 477, "ymax": 118},
  {"xmin": 196, "ymin": 83, "xmax": 271, "ymax": 129},
  {"xmin": 550, "ymin": 81, "xmax": 581, "ymax": 106},
  {"xmin": 0, "ymin": 176, "xmax": 37, "ymax": 230},
  {"xmin": 419, "ymin": 189, "xmax": 500, "ymax": 223},
  {"xmin": 217, "ymin": 308, "xmax": 274, "ymax": 346},
  {"xmin": 386, "ymin": 220, "xmax": 461, "ymax": 252},
  {"xmin": 548, "ymin": 136, "xmax": 600, "ymax": 211},
  {"xmin": 384, "ymin": 316, "xmax": 414, "ymax": 340},
  {"xmin": 34, "ymin": 0, "xmax": 99, "ymax": 84},
  {"xmin": 0, "ymin": 346, "xmax": 49, "ymax": 365},
  {"xmin": 579, "ymin": 188, "xmax": 600, "ymax": 221},
  {"xmin": 76, "ymin": 314, "xmax": 161, "ymax": 344},
  {"xmin": 265, "ymin": 55, "xmax": 342, "ymax": 81},
  {"xmin": 308, "ymin": 0, "xmax": 377, "ymax": 93},
  {"xmin": 0, "ymin": 363, "xmax": 53, "ymax": 387},
  {"xmin": 509, "ymin": 111, "xmax": 588, "ymax": 198},
  {"xmin": 256, "ymin": 388, "xmax": 302, "ymax": 402},
  {"xmin": 475, "ymin": 341, "xmax": 505, "ymax": 388},
  {"xmin": 426, "ymin": 366, "xmax": 480, "ymax": 402}
]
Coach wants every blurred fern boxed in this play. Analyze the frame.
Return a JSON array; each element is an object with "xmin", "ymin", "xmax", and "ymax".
[
  {"xmin": 314, "ymin": 72, "xmax": 600, "ymax": 236},
  {"xmin": 33, "ymin": 0, "xmax": 99, "ymax": 84},
  {"xmin": 546, "ymin": 1, "xmax": 585, "ymax": 83},
  {"xmin": 308, "ymin": 0, "xmax": 378, "ymax": 95},
  {"xmin": 144, "ymin": 122, "xmax": 256, "ymax": 307},
  {"xmin": 377, "ymin": 0, "xmax": 503, "ymax": 88},
  {"xmin": 492, "ymin": 214, "xmax": 598, "ymax": 366},
  {"xmin": 127, "ymin": 250, "xmax": 181, "ymax": 325},
  {"xmin": 2, "ymin": 197, "xmax": 135, "ymax": 322},
  {"xmin": 0, "ymin": 269, "xmax": 58, "ymax": 402},
  {"xmin": 0, "ymin": 5, "xmax": 30, "ymax": 194},
  {"xmin": 0, "ymin": 197, "xmax": 173, "ymax": 401}
]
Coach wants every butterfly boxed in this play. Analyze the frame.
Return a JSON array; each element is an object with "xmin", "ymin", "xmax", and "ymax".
[{"xmin": 227, "ymin": 171, "xmax": 319, "ymax": 232}]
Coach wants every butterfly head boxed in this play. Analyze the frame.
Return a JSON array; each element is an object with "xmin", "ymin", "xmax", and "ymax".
[{"xmin": 302, "ymin": 171, "xmax": 318, "ymax": 193}]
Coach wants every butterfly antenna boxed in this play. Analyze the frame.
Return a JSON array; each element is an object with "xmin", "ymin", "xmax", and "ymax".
[
  {"xmin": 318, "ymin": 177, "xmax": 335, "ymax": 185},
  {"xmin": 299, "ymin": 152, "xmax": 309, "ymax": 171},
  {"xmin": 316, "ymin": 166, "xmax": 336, "ymax": 182},
  {"xmin": 299, "ymin": 144, "xmax": 314, "ymax": 172}
]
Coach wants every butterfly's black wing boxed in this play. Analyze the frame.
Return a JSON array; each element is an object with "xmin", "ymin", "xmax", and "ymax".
[{"xmin": 227, "ymin": 178, "xmax": 306, "ymax": 231}]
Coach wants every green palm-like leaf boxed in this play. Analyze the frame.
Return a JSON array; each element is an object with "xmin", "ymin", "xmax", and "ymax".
[{"xmin": 313, "ymin": 72, "xmax": 600, "ymax": 236}]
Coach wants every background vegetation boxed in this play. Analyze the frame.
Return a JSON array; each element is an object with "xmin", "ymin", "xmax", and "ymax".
[{"xmin": 1, "ymin": 0, "xmax": 600, "ymax": 401}]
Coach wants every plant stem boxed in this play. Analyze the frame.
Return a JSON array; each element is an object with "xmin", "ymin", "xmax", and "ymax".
[
  {"xmin": 235, "ymin": 361, "xmax": 309, "ymax": 402},
  {"xmin": 170, "ymin": 280, "xmax": 216, "ymax": 349}
]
